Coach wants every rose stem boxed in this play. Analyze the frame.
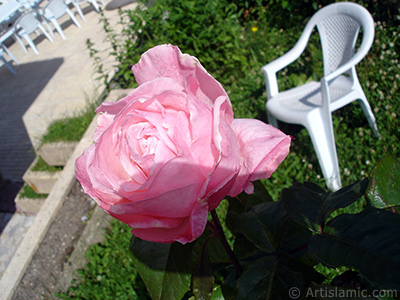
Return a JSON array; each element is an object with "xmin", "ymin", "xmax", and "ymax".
[{"xmin": 210, "ymin": 209, "xmax": 243, "ymax": 277}]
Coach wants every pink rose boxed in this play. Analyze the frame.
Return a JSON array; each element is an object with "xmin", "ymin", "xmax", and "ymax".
[{"xmin": 75, "ymin": 44, "xmax": 290, "ymax": 244}]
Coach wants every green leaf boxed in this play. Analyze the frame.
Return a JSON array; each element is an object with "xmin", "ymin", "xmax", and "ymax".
[
  {"xmin": 235, "ymin": 255, "xmax": 304, "ymax": 300},
  {"xmin": 123, "ymin": 71, "xmax": 131, "ymax": 81},
  {"xmin": 227, "ymin": 208, "xmax": 273, "ymax": 253},
  {"xmin": 278, "ymin": 217, "xmax": 312, "ymax": 260},
  {"xmin": 210, "ymin": 285, "xmax": 225, "ymax": 300},
  {"xmin": 231, "ymin": 233, "xmax": 260, "ymax": 261},
  {"xmin": 192, "ymin": 240, "xmax": 215, "ymax": 300},
  {"xmin": 227, "ymin": 180, "xmax": 273, "ymax": 215},
  {"xmin": 281, "ymin": 180, "xmax": 368, "ymax": 231},
  {"xmin": 130, "ymin": 237, "xmax": 195, "ymax": 300},
  {"xmin": 309, "ymin": 207, "xmax": 400, "ymax": 290},
  {"xmin": 367, "ymin": 156, "xmax": 400, "ymax": 211},
  {"xmin": 227, "ymin": 201, "xmax": 287, "ymax": 253}
]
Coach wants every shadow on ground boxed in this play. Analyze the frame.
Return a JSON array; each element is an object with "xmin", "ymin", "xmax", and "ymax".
[{"xmin": 0, "ymin": 58, "xmax": 64, "ymax": 216}]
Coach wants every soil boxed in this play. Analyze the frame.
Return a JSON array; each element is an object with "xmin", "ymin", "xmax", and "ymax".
[{"xmin": 12, "ymin": 180, "xmax": 96, "ymax": 300}]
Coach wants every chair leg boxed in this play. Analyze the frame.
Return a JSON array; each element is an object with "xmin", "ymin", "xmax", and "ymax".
[
  {"xmin": 66, "ymin": 8, "xmax": 81, "ymax": 28},
  {"xmin": 267, "ymin": 112, "xmax": 279, "ymax": 128},
  {"xmin": 73, "ymin": 3, "xmax": 86, "ymax": 22},
  {"xmin": 306, "ymin": 111, "xmax": 341, "ymax": 191},
  {"xmin": 50, "ymin": 19, "xmax": 66, "ymax": 40},
  {"xmin": 13, "ymin": 34, "xmax": 28, "ymax": 53},
  {"xmin": 357, "ymin": 97, "xmax": 380, "ymax": 138},
  {"xmin": 0, "ymin": 52, "xmax": 16, "ymax": 75},
  {"xmin": 22, "ymin": 34, "xmax": 39, "ymax": 55},
  {"xmin": 41, "ymin": 19, "xmax": 55, "ymax": 38},
  {"xmin": 38, "ymin": 23, "xmax": 54, "ymax": 43},
  {"xmin": 2, "ymin": 44, "xmax": 18, "ymax": 64},
  {"xmin": 89, "ymin": 0, "xmax": 100, "ymax": 11}
]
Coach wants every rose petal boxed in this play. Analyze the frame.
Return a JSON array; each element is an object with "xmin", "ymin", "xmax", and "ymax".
[
  {"xmin": 128, "ymin": 201, "xmax": 209, "ymax": 244},
  {"xmin": 143, "ymin": 156, "xmax": 206, "ymax": 199},
  {"xmin": 132, "ymin": 44, "xmax": 233, "ymax": 123},
  {"xmin": 75, "ymin": 145, "xmax": 126, "ymax": 209},
  {"xmin": 229, "ymin": 118, "xmax": 291, "ymax": 196},
  {"xmin": 187, "ymin": 93, "xmax": 219, "ymax": 174},
  {"xmin": 110, "ymin": 182, "xmax": 204, "ymax": 218}
]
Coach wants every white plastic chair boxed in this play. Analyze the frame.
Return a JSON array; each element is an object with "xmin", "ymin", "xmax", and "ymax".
[
  {"xmin": 0, "ymin": 43, "xmax": 18, "ymax": 75},
  {"xmin": 43, "ymin": 0, "xmax": 81, "ymax": 40},
  {"xmin": 70, "ymin": 0, "xmax": 104, "ymax": 22},
  {"xmin": 263, "ymin": 2, "xmax": 379, "ymax": 191},
  {"xmin": 14, "ymin": 10, "xmax": 54, "ymax": 54}
]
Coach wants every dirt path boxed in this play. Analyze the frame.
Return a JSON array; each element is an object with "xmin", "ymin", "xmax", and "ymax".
[{"xmin": 12, "ymin": 181, "xmax": 96, "ymax": 299}]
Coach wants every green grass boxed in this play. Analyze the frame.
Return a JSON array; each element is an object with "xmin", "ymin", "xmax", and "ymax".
[
  {"xmin": 41, "ymin": 90, "xmax": 109, "ymax": 144},
  {"xmin": 42, "ymin": 110, "xmax": 96, "ymax": 144},
  {"xmin": 19, "ymin": 185, "xmax": 48, "ymax": 199},
  {"xmin": 31, "ymin": 156, "xmax": 63, "ymax": 173}
]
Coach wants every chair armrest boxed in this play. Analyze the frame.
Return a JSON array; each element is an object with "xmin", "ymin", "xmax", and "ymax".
[{"xmin": 262, "ymin": 22, "xmax": 315, "ymax": 99}]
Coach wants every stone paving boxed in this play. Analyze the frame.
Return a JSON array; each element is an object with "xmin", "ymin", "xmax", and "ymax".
[{"xmin": 0, "ymin": 213, "xmax": 35, "ymax": 279}]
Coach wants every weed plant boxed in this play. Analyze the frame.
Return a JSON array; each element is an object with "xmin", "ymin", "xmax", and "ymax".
[
  {"xmin": 61, "ymin": 0, "xmax": 400, "ymax": 298},
  {"xmin": 19, "ymin": 185, "xmax": 47, "ymax": 199},
  {"xmin": 41, "ymin": 90, "xmax": 107, "ymax": 145},
  {"xmin": 31, "ymin": 156, "xmax": 63, "ymax": 173},
  {"xmin": 41, "ymin": 109, "xmax": 96, "ymax": 143}
]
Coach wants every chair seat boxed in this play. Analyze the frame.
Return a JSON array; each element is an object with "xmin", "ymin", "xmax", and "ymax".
[{"xmin": 267, "ymin": 75, "xmax": 354, "ymax": 124}]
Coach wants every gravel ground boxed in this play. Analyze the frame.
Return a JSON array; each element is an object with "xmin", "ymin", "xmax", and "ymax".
[{"xmin": 12, "ymin": 181, "xmax": 96, "ymax": 300}]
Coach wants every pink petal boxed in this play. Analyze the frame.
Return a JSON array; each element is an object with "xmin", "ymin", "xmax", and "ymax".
[
  {"xmin": 230, "ymin": 119, "xmax": 291, "ymax": 196},
  {"xmin": 128, "ymin": 201, "xmax": 209, "ymax": 244},
  {"xmin": 187, "ymin": 93, "xmax": 219, "ymax": 174},
  {"xmin": 93, "ymin": 77, "xmax": 185, "ymax": 141},
  {"xmin": 75, "ymin": 145, "xmax": 126, "ymax": 209},
  {"xmin": 132, "ymin": 44, "xmax": 233, "ymax": 123},
  {"xmin": 110, "ymin": 181, "xmax": 204, "ymax": 218},
  {"xmin": 143, "ymin": 155, "xmax": 207, "ymax": 199}
]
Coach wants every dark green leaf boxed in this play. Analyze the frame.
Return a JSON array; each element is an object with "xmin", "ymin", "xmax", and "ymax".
[
  {"xmin": 281, "ymin": 182, "xmax": 330, "ymax": 231},
  {"xmin": 321, "ymin": 179, "xmax": 369, "ymax": 220},
  {"xmin": 235, "ymin": 255, "xmax": 304, "ymax": 300},
  {"xmin": 252, "ymin": 201, "xmax": 291, "ymax": 252},
  {"xmin": 232, "ymin": 233, "xmax": 260, "ymax": 261},
  {"xmin": 309, "ymin": 207, "xmax": 400, "ymax": 290},
  {"xmin": 281, "ymin": 180, "xmax": 368, "ymax": 231},
  {"xmin": 278, "ymin": 219, "xmax": 312, "ymax": 260},
  {"xmin": 192, "ymin": 229, "xmax": 230, "ymax": 266},
  {"xmin": 287, "ymin": 258, "xmax": 325, "ymax": 285},
  {"xmin": 227, "ymin": 209, "xmax": 273, "ymax": 253},
  {"xmin": 367, "ymin": 156, "xmax": 400, "ymax": 211},
  {"xmin": 210, "ymin": 285, "xmax": 225, "ymax": 300},
  {"xmin": 192, "ymin": 240, "xmax": 214, "ymax": 300},
  {"xmin": 130, "ymin": 237, "xmax": 195, "ymax": 300},
  {"xmin": 227, "ymin": 201, "xmax": 287, "ymax": 253},
  {"xmin": 227, "ymin": 180, "xmax": 273, "ymax": 216}
]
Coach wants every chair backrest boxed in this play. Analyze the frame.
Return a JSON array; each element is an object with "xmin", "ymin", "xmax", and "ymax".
[
  {"xmin": 17, "ymin": 0, "xmax": 37, "ymax": 9},
  {"xmin": 306, "ymin": 2, "xmax": 374, "ymax": 76},
  {"xmin": 15, "ymin": 11, "xmax": 40, "ymax": 35},
  {"xmin": 44, "ymin": 0, "xmax": 67, "ymax": 19}
]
